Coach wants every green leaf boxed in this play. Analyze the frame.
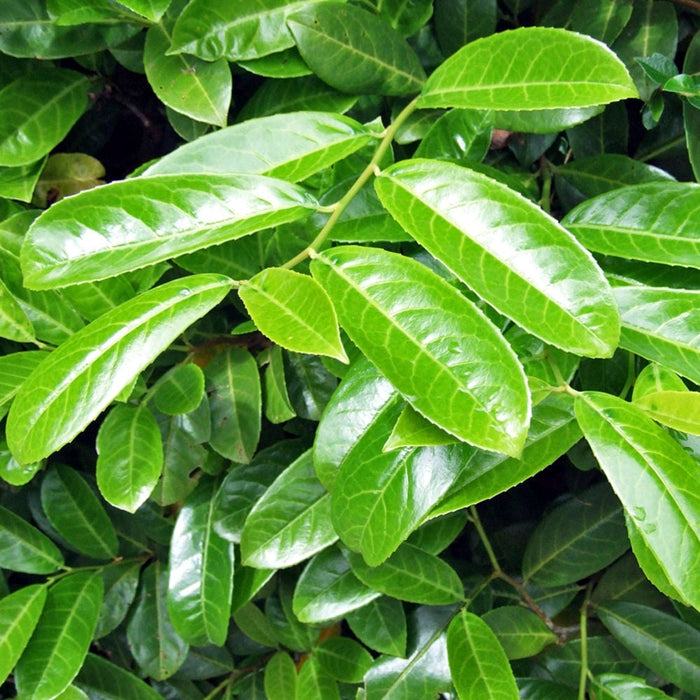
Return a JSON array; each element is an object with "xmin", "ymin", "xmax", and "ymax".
[
  {"xmin": 32, "ymin": 152, "xmax": 106, "ymax": 208},
  {"xmin": 296, "ymin": 656, "xmax": 340, "ymax": 700},
  {"xmin": 262, "ymin": 345, "xmax": 296, "ymax": 423},
  {"xmin": 239, "ymin": 47, "xmax": 312, "ymax": 78},
  {"xmin": 310, "ymin": 245, "xmax": 530, "ymax": 457},
  {"xmin": 571, "ymin": 0, "xmax": 633, "ymax": 44},
  {"xmin": 481, "ymin": 606, "xmax": 557, "ymax": 660},
  {"xmin": 632, "ymin": 363, "xmax": 688, "ymax": 400},
  {"xmin": 21, "ymin": 174, "xmax": 316, "ymax": 289},
  {"xmin": 522, "ymin": 481, "xmax": 628, "ymax": 587},
  {"xmin": 293, "ymin": 546, "xmax": 380, "ymax": 623},
  {"xmin": 288, "ymin": 2, "xmax": 426, "ymax": 96},
  {"xmin": 0, "ymin": 350, "xmax": 46, "ymax": 419},
  {"xmin": 241, "ymin": 450, "xmax": 337, "ymax": 568},
  {"xmin": 563, "ymin": 182, "xmax": 700, "ymax": 268},
  {"xmin": 41, "ymin": 464, "xmax": 119, "ymax": 559},
  {"xmin": 685, "ymin": 33, "xmax": 700, "ymax": 181},
  {"xmin": 433, "ymin": 0, "xmax": 498, "ymax": 56},
  {"xmin": 264, "ymin": 651, "xmax": 297, "ymax": 700},
  {"xmin": 316, "ymin": 637, "xmax": 373, "ymax": 682},
  {"xmin": 414, "ymin": 109, "xmax": 493, "ymax": 163},
  {"xmin": 0, "ymin": 505, "xmax": 64, "ymax": 574},
  {"xmin": 418, "ymin": 27, "xmax": 636, "ymax": 110},
  {"xmin": 590, "ymin": 672, "xmax": 673, "ymax": 699},
  {"xmin": 376, "ymin": 159, "xmax": 620, "ymax": 357},
  {"xmin": 575, "ymin": 392, "xmax": 700, "ymax": 610},
  {"xmin": 346, "ymin": 543, "xmax": 463, "ymax": 605},
  {"xmin": 167, "ymin": 477, "xmax": 234, "ymax": 647},
  {"xmin": 0, "ymin": 440, "xmax": 41, "ymax": 486},
  {"xmin": 595, "ymin": 601, "xmax": 700, "ymax": 695},
  {"xmin": 593, "ymin": 551, "xmax": 667, "ymax": 608},
  {"xmin": 153, "ymin": 363, "xmax": 205, "ymax": 416},
  {"xmin": 346, "ymin": 596, "xmax": 407, "ymax": 657},
  {"xmin": 447, "ymin": 610, "xmax": 519, "ymax": 699},
  {"xmin": 0, "ymin": 584, "xmax": 47, "ymax": 685},
  {"xmin": 613, "ymin": 285, "xmax": 700, "ymax": 385},
  {"xmin": 0, "ymin": 277, "xmax": 34, "ymax": 342},
  {"xmin": 634, "ymin": 391, "xmax": 700, "ymax": 435},
  {"xmin": 94, "ymin": 560, "xmax": 141, "ymax": 639},
  {"xmin": 240, "ymin": 268, "xmax": 348, "ymax": 362},
  {"xmin": 231, "ymin": 565, "xmax": 274, "ymax": 614},
  {"xmin": 127, "ymin": 561, "xmax": 189, "ymax": 680},
  {"xmin": 14, "ymin": 572, "xmax": 103, "ymax": 700},
  {"xmin": 0, "ymin": 67, "xmax": 89, "ymax": 167},
  {"xmin": 284, "ymin": 351, "xmax": 337, "ymax": 420},
  {"xmin": 6, "ymin": 274, "xmax": 232, "ymax": 465},
  {"xmin": 205, "ymin": 347, "xmax": 261, "ymax": 463},
  {"xmin": 76, "ymin": 653, "xmax": 163, "ymax": 700},
  {"xmin": 113, "ymin": 0, "xmax": 171, "ymax": 21},
  {"xmin": 144, "ymin": 18, "xmax": 231, "ymax": 127},
  {"xmin": 233, "ymin": 601, "xmax": 279, "ymax": 648},
  {"xmin": 384, "ymin": 405, "xmax": 456, "ymax": 450}
]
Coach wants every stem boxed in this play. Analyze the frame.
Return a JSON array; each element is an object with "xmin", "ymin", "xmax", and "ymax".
[
  {"xmin": 618, "ymin": 351, "xmax": 636, "ymax": 400},
  {"xmin": 538, "ymin": 157, "xmax": 552, "ymax": 214},
  {"xmin": 669, "ymin": 0, "xmax": 700, "ymax": 11},
  {"xmin": 578, "ymin": 584, "xmax": 593, "ymax": 700},
  {"xmin": 282, "ymin": 98, "xmax": 419, "ymax": 270},
  {"xmin": 469, "ymin": 506, "xmax": 501, "ymax": 573}
]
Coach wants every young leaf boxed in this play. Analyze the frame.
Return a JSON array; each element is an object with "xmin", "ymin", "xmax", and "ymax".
[
  {"xmin": 375, "ymin": 159, "xmax": 620, "ymax": 357},
  {"xmin": 167, "ymin": 477, "xmax": 234, "ymax": 647},
  {"xmin": 634, "ymin": 391, "xmax": 700, "ymax": 435},
  {"xmin": 481, "ymin": 607, "xmax": 557, "ymax": 660},
  {"xmin": 563, "ymin": 182, "xmax": 700, "ymax": 269},
  {"xmin": 418, "ymin": 26, "xmax": 637, "ymax": 110},
  {"xmin": 575, "ymin": 392, "xmax": 700, "ymax": 609},
  {"xmin": 6, "ymin": 274, "xmax": 232, "ymax": 465},
  {"xmin": 21, "ymin": 174, "xmax": 316, "ymax": 288},
  {"xmin": 447, "ymin": 610, "xmax": 519, "ymax": 699},
  {"xmin": 346, "ymin": 596, "xmax": 407, "ymax": 657},
  {"xmin": 240, "ymin": 268, "xmax": 348, "ymax": 362},
  {"xmin": 76, "ymin": 653, "xmax": 162, "ymax": 700},
  {"xmin": 40, "ymin": 464, "xmax": 119, "ymax": 560},
  {"xmin": 0, "ymin": 584, "xmax": 47, "ymax": 685},
  {"xmin": 288, "ymin": 3, "xmax": 426, "ymax": 96},
  {"xmin": 0, "ymin": 505, "xmax": 64, "ymax": 574},
  {"xmin": 310, "ymin": 245, "xmax": 530, "ymax": 457},
  {"xmin": 240, "ymin": 450, "xmax": 338, "ymax": 568},
  {"xmin": 14, "ymin": 572, "xmax": 103, "ymax": 700}
]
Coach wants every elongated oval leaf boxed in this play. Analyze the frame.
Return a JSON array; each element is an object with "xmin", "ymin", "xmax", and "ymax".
[
  {"xmin": 76, "ymin": 653, "xmax": 164, "ymax": 699},
  {"xmin": 264, "ymin": 651, "xmax": 297, "ymax": 700},
  {"xmin": 14, "ymin": 572, "xmax": 103, "ymax": 700},
  {"xmin": 346, "ymin": 596, "xmax": 407, "ymax": 657},
  {"xmin": 240, "ymin": 268, "xmax": 347, "ymax": 361},
  {"xmin": 447, "ymin": 610, "xmax": 519, "ymax": 699},
  {"xmin": 575, "ymin": 392, "xmax": 700, "ymax": 609},
  {"xmin": 0, "ymin": 505, "xmax": 64, "ymax": 574},
  {"xmin": 563, "ymin": 182, "xmax": 700, "ymax": 268},
  {"xmin": 311, "ymin": 245, "xmax": 530, "ymax": 457},
  {"xmin": 0, "ymin": 584, "xmax": 47, "ymax": 685},
  {"xmin": 418, "ymin": 26, "xmax": 637, "ymax": 110},
  {"xmin": 21, "ymin": 174, "xmax": 316, "ymax": 289},
  {"xmin": 6, "ymin": 274, "xmax": 232, "ymax": 465},
  {"xmin": 0, "ymin": 67, "xmax": 89, "ymax": 167},
  {"xmin": 240, "ymin": 450, "xmax": 338, "ymax": 568},
  {"xmin": 41, "ymin": 464, "xmax": 119, "ymax": 559},
  {"xmin": 591, "ymin": 672, "xmax": 672, "ymax": 699},
  {"xmin": 288, "ymin": 2, "xmax": 426, "ymax": 96},
  {"xmin": 167, "ymin": 477, "xmax": 234, "ymax": 647},
  {"xmin": 375, "ymin": 159, "xmax": 620, "ymax": 357},
  {"xmin": 481, "ymin": 607, "xmax": 557, "ymax": 660}
]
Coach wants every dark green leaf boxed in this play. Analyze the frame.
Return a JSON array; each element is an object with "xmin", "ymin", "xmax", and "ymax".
[
  {"xmin": 434, "ymin": 0, "xmax": 498, "ymax": 56},
  {"xmin": 94, "ymin": 561, "xmax": 141, "ymax": 639},
  {"xmin": 296, "ymin": 656, "xmax": 340, "ymax": 700},
  {"xmin": 346, "ymin": 596, "xmax": 407, "ymax": 657},
  {"xmin": 571, "ymin": 0, "xmax": 633, "ymax": 44},
  {"xmin": 593, "ymin": 552, "xmax": 667, "ymax": 608},
  {"xmin": 233, "ymin": 601, "xmax": 278, "ymax": 647},
  {"xmin": 685, "ymin": 33, "xmax": 700, "ymax": 181},
  {"xmin": 481, "ymin": 606, "xmax": 557, "ymax": 660},
  {"xmin": 284, "ymin": 351, "xmax": 337, "ymax": 421},
  {"xmin": 76, "ymin": 653, "xmax": 164, "ymax": 699},
  {"xmin": 0, "ymin": 505, "xmax": 64, "ymax": 574},
  {"xmin": 316, "ymin": 637, "xmax": 373, "ymax": 682}
]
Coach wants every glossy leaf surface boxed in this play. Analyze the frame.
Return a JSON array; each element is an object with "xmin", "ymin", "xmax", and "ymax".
[
  {"xmin": 0, "ymin": 505, "xmax": 64, "ymax": 574},
  {"xmin": 76, "ymin": 653, "xmax": 162, "ymax": 699},
  {"xmin": 6, "ymin": 275, "xmax": 232, "ymax": 464},
  {"xmin": 311, "ymin": 246, "xmax": 530, "ymax": 457},
  {"xmin": 376, "ymin": 159, "xmax": 620, "ymax": 357},
  {"xmin": 152, "ymin": 363, "xmax": 205, "ymax": 416},
  {"xmin": 481, "ymin": 606, "xmax": 557, "ymax": 660},
  {"xmin": 418, "ymin": 27, "xmax": 636, "ymax": 110},
  {"xmin": 346, "ymin": 596, "xmax": 407, "ymax": 657},
  {"xmin": 21, "ymin": 174, "xmax": 315, "ymax": 288}
]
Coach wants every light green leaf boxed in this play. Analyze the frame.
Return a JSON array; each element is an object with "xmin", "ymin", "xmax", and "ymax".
[
  {"xmin": 0, "ymin": 584, "xmax": 47, "ymax": 685},
  {"xmin": 293, "ymin": 546, "xmax": 380, "ymax": 623},
  {"xmin": 522, "ymin": 481, "xmax": 628, "ymax": 587},
  {"xmin": 591, "ymin": 672, "xmax": 673, "ymax": 699},
  {"xmin": 32, "ymin": 153, "xmax": 106, "ymax": 208},
  {"xmin": 613, "ymin": 285, "xmax": 700, "ymax": 385},
  {"xmin": 240, "ymin": 268, "xmax": 347, "ymax": 361},
  {"xmin": 0, "ymin": 67, "xmax": 89, "ymax": 167},
  {"xmin": 384, "ymin": 405, "xmax": 456, "ymax": 450},
  {"xmin": 144, "ymin": 19, "xmax": 231, "ymax": 127},
  {"xmin": 418, "ymin": 26, "xmax": 636, "ymax": 110},
  {"xmin": 21, "ymin": 174, "xmax": 316, "ymax": 289},
  {"xmin": 0, "ymin": 157, "xmax": 46, "ymax": 202},
  {"xmin": 288, "ymin": 2, "xmax": 426, "ymax": 96},
  {"xmin": 563, "ymin": 182, "xmax": 700, "ymax": 268},
  {"xmin": 376, "ymin": 159, "xmax": 620, "ymax": 357},
  {"xmin": 482, "ymin": 606, "xmax": 557, "ymax": 660},
  {"xmin": 632, "ymin": 363, "xmax": 688, "ymax": 401},
  {"xmin": 241, "ymin": 450, "xmax": 337, "ymax": 568},
  {"xmin": 0, "ymin": 439, "xmax": 41, "ymax": 486},
  {"xmin": 14, "ymin": 572, "xmax": 103, "ymax": 700},
  {"xmin": 0, "ymin": 277, "xmax": 34, "ymax": 342},
  {"xmin": 231, "ymin": 566, "xmax": 275, "ymax": 614},
  {"xmin": 127, "ymin": 561, "xmax": 189, "ymax": 680},
  {"xmin": 316, "ymin": 637, "xmax": 373, "ymax": 683},
  {"xmin": 634, "ymin": 391, "xmax": 700, "ymax": 435},
  {"xmin": 0, "ymin": 350, "xmax": 46, "ymax": 419},
  {"xmin": 41, "ymin": 464, "xmax": 119, "ymax": 559},
  {"xmin": 153, "ymin": 363, "xmax": 205, "ymax": 416},
  {"xmin": 6, "ymin": 274, "xmax": 232, "ymax": 465},
  {"xmin": 264, "ymin": 651, "xmax": 297, "ymax": 700},
  {"xmin": 76, "ymin": 653, "xmax": 162, "ymax": 699},
  {"xmin": 447, "ymin": 610, "xmax": 519, "ymax": 699},
  {"xmin": 239, "ymin": 47, "xmax": 312, "ymax": 78},
  {"xmin": 114, "ymin": 0, "xmax": 171, "ymax": 22},
  {"xmin": 346, "ymin": 596, "xmax": 407, "ymax": 657},
  {"xmin": 96, "ymin": 404, "xmax": 163, "ymax": 513},
  {"xmin": 346, "ymin": 543, "xmax": 463, "ymax": 605},
  {"xmin": 575, "ymin": 392, "xmax": 700, "ymax": 610},
  {"xmin": 0, "ymin": 505, "xmax": 64, "ymax": 574},
  {"xmin": 205, "ymin": 347, "xmax": 261, "ymax": 463},
  {"xmin": 595, "ymin": 601, "xmax": 700, "ymax": 695},
  {"xmin": 263, "ymin": 345, "xmax": 296, "ymax": 424},
  {"xmin": 167, "ymin": 477, "xmax": 234, "ymax": 647},
  {"xmin": 310, "ymin": 245, "xmax": 530, "ymax": 457}
]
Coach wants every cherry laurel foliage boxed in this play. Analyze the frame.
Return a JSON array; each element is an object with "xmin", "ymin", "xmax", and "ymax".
[{"xmin": 1, "ymin": 0, "xmax": 700, "ymax": 698}]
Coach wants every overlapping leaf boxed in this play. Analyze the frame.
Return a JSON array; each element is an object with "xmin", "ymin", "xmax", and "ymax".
[
  {"xmin": 310, "ymin": 245, "xmax": 530, "ymax": 457},
  {"xmin": 481, "ymin": 607, "xmax": 557, "ymax": 660},
  {"xmin": 346, "ymin": 597, "xmax": 407, "ymax": 657},
  {"xmin": 375, "ymin": 159, "xmax": 620, "ymax": 357},
  {"xmin": 0, "ymin": 506, "xmax": 64, "ymax": 574},
  {"xmin": 6, "ymin": 275, "xmax": 232, "ymax": 464}
]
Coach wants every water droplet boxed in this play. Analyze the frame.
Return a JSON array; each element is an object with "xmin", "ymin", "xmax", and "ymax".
[
  {"xmin": 642, "ymin": 523, "xmax": 657, "ymax": 535},
  {"xmin": 179, "ymin": 288, "xmax": 193, "ymax": 297},
  {"xmin": 631, "ymin": 506, "xmax": 646, "ymax": 522}
]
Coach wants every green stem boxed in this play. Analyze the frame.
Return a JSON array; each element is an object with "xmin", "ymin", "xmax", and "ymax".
[
  {"xmin": 578, "ymin": 584, "xmax": 593, "ymax": 700},
  {"xmin": 282, "ymin": 98, "xmax": 419, "ymax": 270},
  {"xmin": 618, "ymin": 351, "xmax": 636, "ymax": 400},
  {"xmin": 539, "ymin": 157, "xmax": 552, "ymax": 214},
  {"xmin": 469, "ymin": 506, "xmax": 501, "ymax": 574}
]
